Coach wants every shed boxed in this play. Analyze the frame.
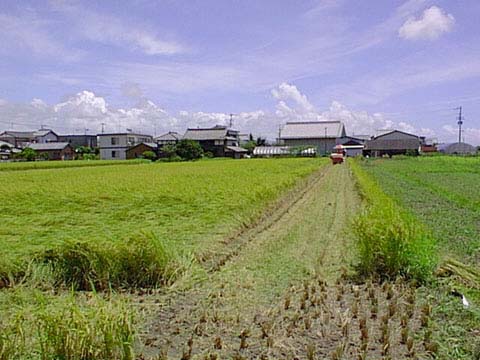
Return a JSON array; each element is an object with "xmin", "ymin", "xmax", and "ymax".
[
  {"xmin": 225, "ymin": 146, "xmax": 248, "ymax": 159},
  {"xmin": 27, "ymin": 142, "xmax": 74, "ymax": 160},
  {"xmin": 364, "ymin": 130, "xmax": 420, "ymax": 157},
  {"xmin": 337, "ymin": 136, "xmax": 366, "ymax": 157},
  {"xmin": 280, "ymin": 121, "xmax": 346, "ymax": 155},
  {"xmin": 126, "ymin": 142, "xmax": 158, "ymax": 159}
]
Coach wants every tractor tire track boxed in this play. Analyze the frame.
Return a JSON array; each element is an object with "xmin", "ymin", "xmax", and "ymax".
[{"xmin": 200, "ymin": 164, "xmax": 330, "ymax": 273}]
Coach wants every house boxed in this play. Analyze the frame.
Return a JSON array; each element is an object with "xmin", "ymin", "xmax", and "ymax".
[
  {"xmin": 279, "ymin": 121, "xmax": 347, "ymax": 155},
  {"xmin": 0, "ymin": 141, "xmax": 21, "ymax": 161},
  {"xmin": 58, "ymin": 135, "xmax": 98, "ymax": 148},
  {"xmin": 126, "ymin": 142, "xmax": 158, "ymax": 159},
  {"xmin": 183, "ymin": 125, "xmax": 247, "ymax": 158},
  {"xmin": 437, "ymin": 142, "xmax": 477, "ymax": 155},
  {"xmin": 0, "ymin": 129, "xmax": 58, "ymax": 148},
  {"xmin": 97, "ymin": 132, "xmax": 153, "ymax": 160},
  {"xmin": 27, "ymin": 142, "xmax": 75, "ymax": 160},
  {"xmin": 155, "ymin": 132, "xmax": 181, "ymax": 147},
  {"xmin": 364, "ymin": 130, "xmax": 421, "ymax": 157},
  {"xmin": 337, "ymin": 136, "xmax": 367, "ymax": 157}
]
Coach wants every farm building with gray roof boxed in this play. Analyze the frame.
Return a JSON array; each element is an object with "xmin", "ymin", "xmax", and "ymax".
[
  {"xmin": 279, "ymin": 121, "xmax": 346, "ymax": 155},
  {"xmin": 364, "ymin": 130, "xmax": 421, "ymax": 157}
]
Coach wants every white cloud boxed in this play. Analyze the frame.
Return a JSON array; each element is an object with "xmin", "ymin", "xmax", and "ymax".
[
  {"xmin": 1, "ymin": 84, "xmax": 479, "ymax": 145},
  {"xmin": 52, "ymin": 3, "xmax": 184, "ymax": 55},
  {"xmin": 0, "ymin": 13, "xmax": 81, "ymax": 60},
  {"xmin": 120, "ymin": 82, "xmax": 144, "ymax": 100},
  {"xmin": 272, "ymin": 83, "xmax": 316, "ymax": 113},
  {"xmin": 399, "ymin": 6, "xmax": 455, "ymax": 40},
  {"xmin": 442, "ymin": 124, "xmax": 480, "ymax": 144},
  {"xmin": 321, "ymin": 101, "xmax": 394, "ymax": 136}
]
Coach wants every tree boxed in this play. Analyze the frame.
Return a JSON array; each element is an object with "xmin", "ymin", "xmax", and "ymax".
[
  {"xmin": 142, "ymin": 150, "xmax": 157, "ymax": 161},
  {"xmin": 20, "ymin": 147, "xmax": 37, "ymax": 161},
  {"xmin": 243, "ymin": 140, "xmax": 256, "ymax": 155},
  {"xmin": 256, "ymin": 137, "xmax": 267, "ymax": 146},
  {"xmin": 160, "ymin": 144, "xmax": 177, "ymax": 158},
  {"xmin": 175, "ymin": 139, "xmax": 203, "ymax": 160}
]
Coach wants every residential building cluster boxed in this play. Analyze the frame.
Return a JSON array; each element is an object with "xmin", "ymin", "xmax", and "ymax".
[{"xmin": 0, "ymin": 120, "xmax": 476, "ymax": 162}]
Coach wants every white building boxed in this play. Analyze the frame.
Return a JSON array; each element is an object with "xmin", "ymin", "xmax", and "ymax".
[{"xmin": 98, "ymin": 132, "xmax": 153, "ymax": 160}]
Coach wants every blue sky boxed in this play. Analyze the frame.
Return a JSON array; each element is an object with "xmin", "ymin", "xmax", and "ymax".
[{"xmin": 1, "ymin": 0, "xmax": 479, "ymax": 143}]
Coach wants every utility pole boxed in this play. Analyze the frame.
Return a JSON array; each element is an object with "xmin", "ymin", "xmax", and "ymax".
[
  {"xmin": 455, "ymin": 106, "xmax": 463, "ymax": 143},
  {"xmin": 324, "ymin": 127, "xmax": 327, "ymax": 155},
  {"xmin": 101, "ymin": 123, "xmax": 106, "ymax": 134},
  {"xmin": 229, "ymin": 113, "xmax": 235, "ymax": 128}
]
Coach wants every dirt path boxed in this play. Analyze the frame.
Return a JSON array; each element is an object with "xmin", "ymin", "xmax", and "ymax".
[{"xmin": 137, "ymin": 165, "xmax": 359, "ymax": 359}]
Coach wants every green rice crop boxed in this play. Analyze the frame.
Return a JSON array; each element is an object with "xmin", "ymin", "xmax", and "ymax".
[
  {"xmin": 360, "ymin": 156, "xmax": 480, "ymax": 263},
  {"xmin": 0, "ymin": 158, "xmax": 325, "ymax": 287},
  {"xmin": 349, "ymin": 159, "xmax": 437, "ymax": 282},
  {"xmin": 0, "ymin": 159, "xmax": 149, "ymax": 172},
  {"xmin": 0, "ymin": 290, "xmax": 136, "ymax": 360},
  {"xmin": 42, "ymin": 231, "xmax": 193, "ymax": 290},
  {"xmin": 358, "ymin": 156, "xmax": 480, "ymax": 358}
]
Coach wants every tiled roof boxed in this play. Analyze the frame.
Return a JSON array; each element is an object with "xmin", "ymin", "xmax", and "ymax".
[
  {"xmin": 0, "ymin": 140, "xmax": 14, "ymax": 148},
  {"xmin": 280, "ymin": 121, "xmax": 345, "ymax": 139},
  {"xmin": 155, "ymin": 132, "xmax": 181, "ymax": 141},
  {"xmin": 0, "ymin": 130, "xmax": 56, "ymax": 138},
  {"xmin": 27, "ymin": 142, "xmax": 71, "ymax": 151},
  {"xmin": 0, "ymin": 131, "xmax": 35, "ymax": 138},
  {"xmin": 225, "ymin": 146, "xmax": 248, "ymax": 153},
  {"xmin": 183, "ymin": 126, "xmax": 228, "ymax": 141}
]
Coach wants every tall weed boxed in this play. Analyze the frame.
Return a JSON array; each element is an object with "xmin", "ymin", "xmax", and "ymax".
[{"xmin": 350, "ymin": 159, "xmax": 437, "ymax": 281}]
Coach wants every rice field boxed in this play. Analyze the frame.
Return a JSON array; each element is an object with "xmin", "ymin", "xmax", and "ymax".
[
  {"xmin": 1, "ymin": 158, "xmax": 327, "ymax": 359},
  {"xmin": 360, "ymin": 156, "xmax": 480, "ymax": 358},
  {"xmin": 2, "ymin": 155, "xmax": 479, "ymax": 359},
  {"xmin": 0, "ymin": 158, "xmax": 148, "ymax": 172},
  {"xmin": 0, "ymin": 158, "xmax": 325, "ymax": 277}
]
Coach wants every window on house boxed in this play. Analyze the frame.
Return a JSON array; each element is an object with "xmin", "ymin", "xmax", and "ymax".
[
  {"xmin": 127, "ymin": 137, "xmax": 135, "ymax": 145},
  {"xmin": 111, "ymin": 150, "xmax": 117, "ymax": 158},
  {"xmin": 111, "ymin": 137, "xmax": 119, "ymax": 145}
]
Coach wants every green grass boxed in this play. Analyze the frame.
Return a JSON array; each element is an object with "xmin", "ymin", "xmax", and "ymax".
[
  {"xmin": 349, "ymin": 159, "xmax": 437, "ymax": 282},
  {"xmin": 0, "ymin": 159, "xmax": 149, "ymax": 172},
  {"xmin": 0, "ymin": 158, "xmax": 324, "ymax": 286},
  {"xmin": 360, "ymin": 156, "xmax": 480, "ymax": 359}
]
